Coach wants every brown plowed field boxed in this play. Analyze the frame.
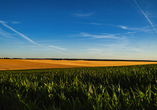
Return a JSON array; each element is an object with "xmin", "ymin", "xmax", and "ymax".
[{"xmin": 0, "ymin": 59, "xmax": 157, "ymax": 70}]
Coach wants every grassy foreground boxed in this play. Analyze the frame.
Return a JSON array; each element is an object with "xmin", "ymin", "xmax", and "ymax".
[{"xmin": 0, "ymin": 65, "xmax": 157, "ymax": 110}]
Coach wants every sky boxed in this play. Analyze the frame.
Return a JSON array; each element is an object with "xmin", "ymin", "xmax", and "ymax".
[{"xmin": 0, "ymin": 0, "xmax": 157, "ymax": 60}]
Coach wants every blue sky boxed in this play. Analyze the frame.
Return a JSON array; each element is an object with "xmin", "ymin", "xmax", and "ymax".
[{"xmin": 0, "ymin": 0, "xmax": 157, "ymax": 60}]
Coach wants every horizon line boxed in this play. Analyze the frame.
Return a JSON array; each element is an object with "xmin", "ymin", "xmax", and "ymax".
[{"xmin": 1, "ymin": 57, "xmax": 157, "ymax": 62}]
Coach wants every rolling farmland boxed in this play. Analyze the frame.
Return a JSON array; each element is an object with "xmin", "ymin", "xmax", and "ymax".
[
  {"xmin": 0, "ymin": 64, "xmax": 157, "ymax": 109},
  {"xmin": 1, "ymin": 59, "xmax": 157, "ymax": 109},
  {"xmin": 1, "ymin": 59, "xmax": 157, "ymax": 70}
]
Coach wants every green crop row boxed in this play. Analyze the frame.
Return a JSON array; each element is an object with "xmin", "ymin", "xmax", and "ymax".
[{"xmin": 0, "ymin": 64, "xmax": 157, "ymax": 110}]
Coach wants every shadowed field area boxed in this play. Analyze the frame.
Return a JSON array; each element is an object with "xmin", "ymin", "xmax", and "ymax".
[{"xmin": 1, "ymin": 59, "xmax": 157, "ymax": 70}]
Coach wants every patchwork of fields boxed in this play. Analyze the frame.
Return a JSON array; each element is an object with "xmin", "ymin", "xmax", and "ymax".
[{"xmin": 1, "ymin": 59, "xmax": 157, "ymax": 70}]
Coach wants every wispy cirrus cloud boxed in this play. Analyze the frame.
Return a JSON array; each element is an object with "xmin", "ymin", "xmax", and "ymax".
[
  {"xmin": 88, "ymin": 48, "xmax": 104, "ymax": 53},
  {"xmin": 130, "ymin": 48, "xmax": 142, "ymax": 52},
  {"xmin": 79, "ymin": 32, "xmax": 120, "ymax": 39},
  {"xmin": 11, "ymin": 21, "xmax": 20, "ymax": 24},
  {"xmin": 118, "ymin": 25, "xmax": 152, "ymax": 32},
  {"xmin": 0, "ymin": 20, "xmax": 38, "ymax": 45},
  {"xmin": 118, "ymin": 25, "xmax": 128, "ymax": 29},
  {"xmin": 74, "ymin": 21, "xmax": 115, "ymax": 26},
  {"xmin": 101, "ymin": 42, "xmax": 128, "ymax": 48},
  {"xmin": 133, "ymin": 0, "xmax": 157, "ymax": 34},
  {"xmin": 49, "ymin": 45, "xmax": 67, "ymax": 50},
  {"xmin": 75, "ymin": 21, "xmax": 152, "ymax": 33},
  {"xmin": 0, "ymin": 28, "xmax": 16, "ymax": 38},
  {"xmin": 0, "ymin": 20, "xmax": 69, "ymax": 55},
  {"xmin": 77, "ymin": 32, "xmax": 124, "ymax": 39},
  {"xmin": 74, "ymin": 20, "xmax": 152, "ymax": 34},
  {"xmin": 75, "ymin": 12, "xmax": 94, "ymax": 17},
  {"xmin": 89, "ymin": 22, "xmax": 103, "ymax": 25}
]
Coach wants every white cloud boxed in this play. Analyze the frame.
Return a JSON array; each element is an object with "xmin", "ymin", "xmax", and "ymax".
[
  {"xmin": 118, "ymin": 25, "xmax": 152, "ymax": 32},
  {"xmin": 101, "ymin": 42, "xmax": 128, "ymax": 48},
  {"xmin": 74, "ymin": 21, "xmax": 152, "ymax": 33},
  {"xmin": 49, "ymin": 45, "xmax": 67, "ymax": 50},
  {"xmin": 134, "ymin": 0, "xmax": 157, "ymax": 34},
  {"xmin": 75, "ymin": 21, "xmax": 115, "ymax": 27},
  {"xmin": 0, "ymin": 28, "xmax": 16, "ymax": 38},
  {"xmin": 88, "ymin": 48, "xmax": 103, "ymax": 52},
  {"xmin": 11, "ymin": 21, "xmax": 20, "ymax": 24},
  {"xmin": 89, "ymin": 22, "xmax": 103, "ymax": 25},
  {"xmin": 75, "ymin": 12, "xmax": 94, "ymax": 17},
  {"xmin": 0, "ymin": 20, "xmax": 38, "ymax": 45},
  {"xmin": 0, "ymin": 20, "xmax": 69, "ymax": 55},
  {"xmin": 80, "ymin": 32, "xmax": 119, "ymax": 39},
  {"xmin": 73, "ymin": 21, "xmax": 104, "ymax": 26},
  {"xmin": 130, "ymin": 48, "xmax": 142, "ymax": 52},
  {"xmin": 0, "ymin": 20, "xmax": 7, "ymax": 24},
  {"xmin": 75, "ymin": 21, "xmax": 153, "ymax": 33},
  {"xmin": 118, "ymin": 25, "xmax": 128, "ymax": 29}
]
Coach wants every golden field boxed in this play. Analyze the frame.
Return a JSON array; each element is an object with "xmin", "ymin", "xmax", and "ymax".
[{"xmin": 0, "ymin": 59, "xmax": 157, "ymax": 70}]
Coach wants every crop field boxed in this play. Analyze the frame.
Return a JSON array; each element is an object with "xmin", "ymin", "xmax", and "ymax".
[
  {"xmin": 1, "ymin": 59, "xmax": 157, "ymax": 70},
  {"xmin": 1, "ymin": 64, "xmax": 157, "ymax": 110}
]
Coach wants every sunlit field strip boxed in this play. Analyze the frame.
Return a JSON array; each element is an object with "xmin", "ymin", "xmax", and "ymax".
[{"xmin": 1, "ymin": 59, "xmax": 157, "ymax": 70}]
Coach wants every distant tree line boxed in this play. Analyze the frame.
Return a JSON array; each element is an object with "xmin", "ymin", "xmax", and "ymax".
[{"xmin": 0, "ymin": 57, "xmax": 157, "ymax": 62}]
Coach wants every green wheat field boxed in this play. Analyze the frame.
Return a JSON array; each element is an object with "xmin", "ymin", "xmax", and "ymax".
[{"xmin": 1, "ymin": 64, "xmax": 157, "ymax": 110}]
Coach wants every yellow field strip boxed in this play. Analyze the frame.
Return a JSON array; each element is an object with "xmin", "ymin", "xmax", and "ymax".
[{"xmin": 0, "ymin": 59, "xmax": 157, "ymax": 70}]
